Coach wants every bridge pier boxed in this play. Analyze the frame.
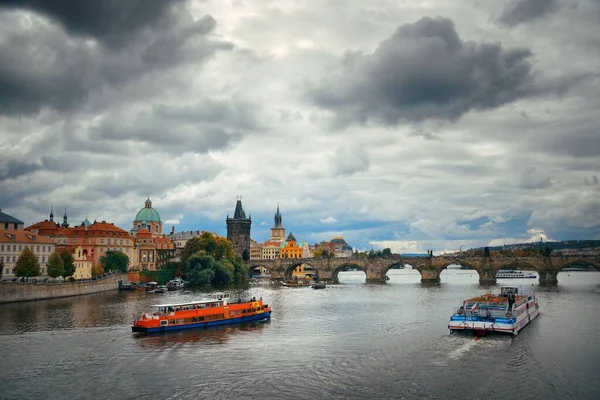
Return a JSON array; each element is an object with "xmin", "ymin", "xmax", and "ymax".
[
  {"xmin": 419, "ymin": 268, "xmax": 440, "ymax": 284},
  {"xmin": 538, "ymin": 269, "xmax": 559, "ymax": 286},
  {"xmin": 478, "ymin": 268, "xmax": 497, "ymax": 285},
  {"xmin": 366, "ymin": 269, "xmax": 386, "ymax": 284}
]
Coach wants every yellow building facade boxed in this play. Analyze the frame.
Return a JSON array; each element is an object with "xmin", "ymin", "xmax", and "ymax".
[
  {"xmin": 279, "ymin": 233, "xmax": 302, "ymax": 259},
  {"xmin": 73, "ymin": 245, "xmax": 92, "ymax": 279}
]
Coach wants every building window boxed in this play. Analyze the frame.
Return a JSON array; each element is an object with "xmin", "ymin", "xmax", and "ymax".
[
  {"xmin": 36, "ymin": 245, "xmax": 40, "ymax": 252},
  {"xmin": 18, "ymin": 245, "xmax": 22, "ymax": 251},
  {"xmin": 42, "ymin": 256, "xmax": 45, "ymax": 262},
  {"xmin": 0, "ymin": 245, "xmax": 3, "ymax": 251},
  {"xmin": 13, "ymin": 223, "xmax": 17, "ymax": 229},
  {"xmin": 120, "ymin": 239, "xmax": 123, "ymax": 245}
]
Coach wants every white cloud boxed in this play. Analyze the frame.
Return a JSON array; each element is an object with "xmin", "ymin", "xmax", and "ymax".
[{"xmin": 319, "ymin": 216, "xmax": 338, "ymax": 224}]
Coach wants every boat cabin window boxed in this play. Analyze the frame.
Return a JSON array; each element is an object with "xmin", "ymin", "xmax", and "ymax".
[{"xmin": 501, "ymin": 287, "xmax": 519, "ymax": 296}]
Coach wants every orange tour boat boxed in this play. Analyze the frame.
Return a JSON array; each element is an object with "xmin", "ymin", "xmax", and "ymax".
[{"xmin": 132, "ymin": 293, "xmax": 272, "ymax": 334}]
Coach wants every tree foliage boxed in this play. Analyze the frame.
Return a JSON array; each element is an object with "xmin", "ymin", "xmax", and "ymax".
[
  {"xmin": 59, "ymin": 250, "xmax": 75, "ymax": 278},
  {"xmin": 14, "ymin": 247, "xmax": 40, "ymax": 278},
  {"xmin": 47, "ymin": 252, "xmax": 65, "ymax": 278},
  {"xmin": 100, "ymin": 250, "xmax": 129, "ymax": 273},
  {"xmin": 92, "ymin": 264, "xmax": 104, "ymax": 277},
  {"xmin": 185, "ymin": 252, "xmax": 247, "ymax": 286},
  {"xmin": 181, "ymin": 233, "xmax": 247, "ymax": 285}
]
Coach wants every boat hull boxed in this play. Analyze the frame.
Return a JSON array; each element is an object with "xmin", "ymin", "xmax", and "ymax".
[
  {"xmin": 132, "ymin": 311, "xmax": 272, "ymax": 334},
  {"xmin": 449, "ymin": 300, "xmax": 539, "ymax": 336}
]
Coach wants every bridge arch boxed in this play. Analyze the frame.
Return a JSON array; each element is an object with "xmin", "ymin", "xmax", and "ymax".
[
  {"xmin": 248, "ymin": 264, "xmax": 273, "ymax": 279},
  {"xmin": 498, "ymin": 259, "xmax": 540, "ymax": 273},
  {"xmin": 332, "ymin": 262, "xmax": 367, "ymax": 283},
  {"xmin": 283, "ymin": 261, "xmax": 318, "ymax": 281},
  {"xmin": 557, "ymin": 259, "xmax": 600, "ymax": 272}
]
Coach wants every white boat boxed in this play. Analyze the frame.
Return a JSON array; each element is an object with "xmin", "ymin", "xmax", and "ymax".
[
  {"xmin": 167, "ymin": 278, "xmax": 185, "ymax": 291},
  {"xmin": 448, "ymin": 286, "xmax": 540, "ymax": 336},
  {"xmin": 496, "ymin": 270, "xmax": 537, "ymax": 279}
]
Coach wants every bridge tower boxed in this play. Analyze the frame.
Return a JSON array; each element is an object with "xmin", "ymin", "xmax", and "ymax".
[
  {"xmin": 270, "ymin": 204, "xmax": 286, "ymax": 242},
  {"xmin": 226, "ymin": 197, "xmax": 252, "ymax": 260}
]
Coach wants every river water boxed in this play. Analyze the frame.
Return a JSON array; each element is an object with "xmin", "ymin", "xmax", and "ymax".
[{"xmin": 1, "ymin": 270, "xmax": 599, "ymax": 400}]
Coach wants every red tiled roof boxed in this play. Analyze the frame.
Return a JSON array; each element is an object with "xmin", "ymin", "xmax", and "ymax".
[{"xmin": 0, "ymin": 230, "xmax": 54, "ymax": 244}]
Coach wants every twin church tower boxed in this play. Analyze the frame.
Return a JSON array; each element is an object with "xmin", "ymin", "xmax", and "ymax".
[{"xmin": 226, "ymin": 198, "xmax": 284, "ymax": 260}]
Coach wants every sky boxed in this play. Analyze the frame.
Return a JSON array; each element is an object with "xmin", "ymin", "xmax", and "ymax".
[{"xmin": 1, "ymin": 0, "xmax": 599, "ymax": 254}]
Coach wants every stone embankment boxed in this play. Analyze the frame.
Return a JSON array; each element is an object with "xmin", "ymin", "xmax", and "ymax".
[{"xmin": 0, "ymin": 274, "xmax": 128, "ymax": 304}]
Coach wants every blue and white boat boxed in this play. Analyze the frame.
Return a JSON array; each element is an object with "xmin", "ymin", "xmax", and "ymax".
[{"xmin": 448, "ymin": 286, "xmax": 540, "ymax": 336}]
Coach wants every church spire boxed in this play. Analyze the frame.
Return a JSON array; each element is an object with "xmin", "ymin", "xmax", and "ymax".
[
  {"xmin": 273, "ymin": 203, "xmax": 283, "ymax": 228},
  {"xmin": 49, "ymin": 204, "xmax": 54, "ymax": 222},
  {"xmin": 62, "ymin": 207, "xmax": 69, "ymax": 228},
  {"xmin": 233, "ymin": 198, "xmax": 247, "ymax": 219}
]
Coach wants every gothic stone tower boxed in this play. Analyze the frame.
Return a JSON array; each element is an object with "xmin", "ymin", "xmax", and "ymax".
[
  {"xmin": 226, "ymin": 198, "xmax": 251, "ymax": 260},
  {"xmin": 270, "ymin": 204, "xmax": 285, "ymax": 242}
]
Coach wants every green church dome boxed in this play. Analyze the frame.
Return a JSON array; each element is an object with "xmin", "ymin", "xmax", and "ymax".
[{"xmin": 134, "ymin": 198, "xmax": 161, "ymax": 222}]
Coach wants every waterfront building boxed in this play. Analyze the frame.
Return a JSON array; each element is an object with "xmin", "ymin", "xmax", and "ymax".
[
  {"xmin": 226, "ymin": 198, "xmax": 252, "ymax": 259},
  {"xmin": 0, "ymin": 209, "xmax": 24, "ymax": 231},
  {"xmin": 0, "ymin": 229, "xmax": 55, "ymax": 279},
  {"xmin": 73, "ymin": 245, "xmax": 92, "ymax": 279},
  {"xmin": 330, "ymin": 236, "xmax": 353, "ymax": 258},
  {"xmin": 280, "ymin": 232, "xmax": 303, "ymax": 259},
  {"xmin": 250, "ymin": 239, "xmax": 263, "ymax": 260},
  {"xmin": 129, "ymin": 199, "xmax": 176, "ymax": 270},
  {"xmin": 27, "ymin": 212, "xmax": 136, "ymax": 273},
  {"xmin": 166, "ymin": 230, "xmax": 206, "ymax": 250},
  {"xmin": 262, "ymin": 240, "xmax": 281, "ymax": 259},
  {"xmin": 131, "ymin": 198, "xmax": 163, "ymax": 238}
]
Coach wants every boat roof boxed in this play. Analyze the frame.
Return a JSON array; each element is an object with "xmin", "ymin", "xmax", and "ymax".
[
  {"xmin": 151, "ymin": 293, "xmax": 231, "ymax": 308},
  {"xmin": 151, "ymin": 299, "xmax": 222, "ymax": 308}
]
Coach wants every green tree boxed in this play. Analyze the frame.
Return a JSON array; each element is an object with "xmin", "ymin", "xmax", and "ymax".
[
  {"xmin": 181, "ymin": 233, "xmax": 248, "ymax": 285},
  {"xmin": 14, "ymin": 247, "xmax": 40, "ymax": 278},
  {"xmin": 232, "ymin": 256, "xmax": 247, "ymax": 284},
  {"xmin": 47, "ymin": 252, "xmax": 65, "ymax": 278},
  {"xmin": 100, "ymin": 250, "xmax": 129, "ymax": 273},
  {"xmin": 59, "ymin": 250, "xmax": 75, "ymax": 278},
  {"xmin": 381, "ymin": 248, "xmax": 392, "ymax": 258},
  {"xmin": 181, "ymin": 237, "xmax": 203, "ymax": 268},
  {"xmin": 187, "ymin": 254, "xmax": 217, "ymax": 285}
]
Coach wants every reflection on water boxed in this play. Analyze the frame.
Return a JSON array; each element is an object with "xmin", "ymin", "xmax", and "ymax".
[{"xmin": 135, "ymin": 321, "xmax": 269, "ymax": 349}]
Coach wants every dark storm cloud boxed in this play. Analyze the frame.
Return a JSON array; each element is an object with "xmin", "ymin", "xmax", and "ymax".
[
  {"xmin": 308, "ymin": 17, "xmax": 572, "ymax": 126},
  {"xmin": 153, "ymin": 97, "xmax": 262, "ymax": 131},
  {"xmin": 0, "ymin": 7, "xmax": 232, "ymax": 116},
  {"xmin": 0, "ymin": 159, "xmax": 43, "ymax": 180},
  {"xmin": 497, "ymin": 0, "xmax": 560, "ymax": 27},
  {"xmin": 0, "ymin": 0, "xmax": 185, "ymax": 47}
]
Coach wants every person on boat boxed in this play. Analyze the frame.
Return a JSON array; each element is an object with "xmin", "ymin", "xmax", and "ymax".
[{"xmin": 508, "ymin": 294, "xmax": 515, "ymax": 310}]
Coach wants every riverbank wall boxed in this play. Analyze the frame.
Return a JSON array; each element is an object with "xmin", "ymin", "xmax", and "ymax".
[{"xmin": 0, "ymin": 274, "xmax": 128, "ymax": 304}]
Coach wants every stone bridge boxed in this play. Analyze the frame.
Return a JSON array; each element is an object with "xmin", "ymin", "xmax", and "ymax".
[{"xmin": 247, "ymin": 255, "xmax": 600, "ymax": 285}]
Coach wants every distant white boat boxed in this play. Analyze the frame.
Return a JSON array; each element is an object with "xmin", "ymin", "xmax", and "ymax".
[{"xmin": 496, "ymin": 270, "xmax": 537, "ymax": 279}]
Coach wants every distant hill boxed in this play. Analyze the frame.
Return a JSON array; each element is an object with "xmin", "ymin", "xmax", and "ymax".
[{"xmin": 485, "ymin": 240, "xmax": 600, "ymax": 251}]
